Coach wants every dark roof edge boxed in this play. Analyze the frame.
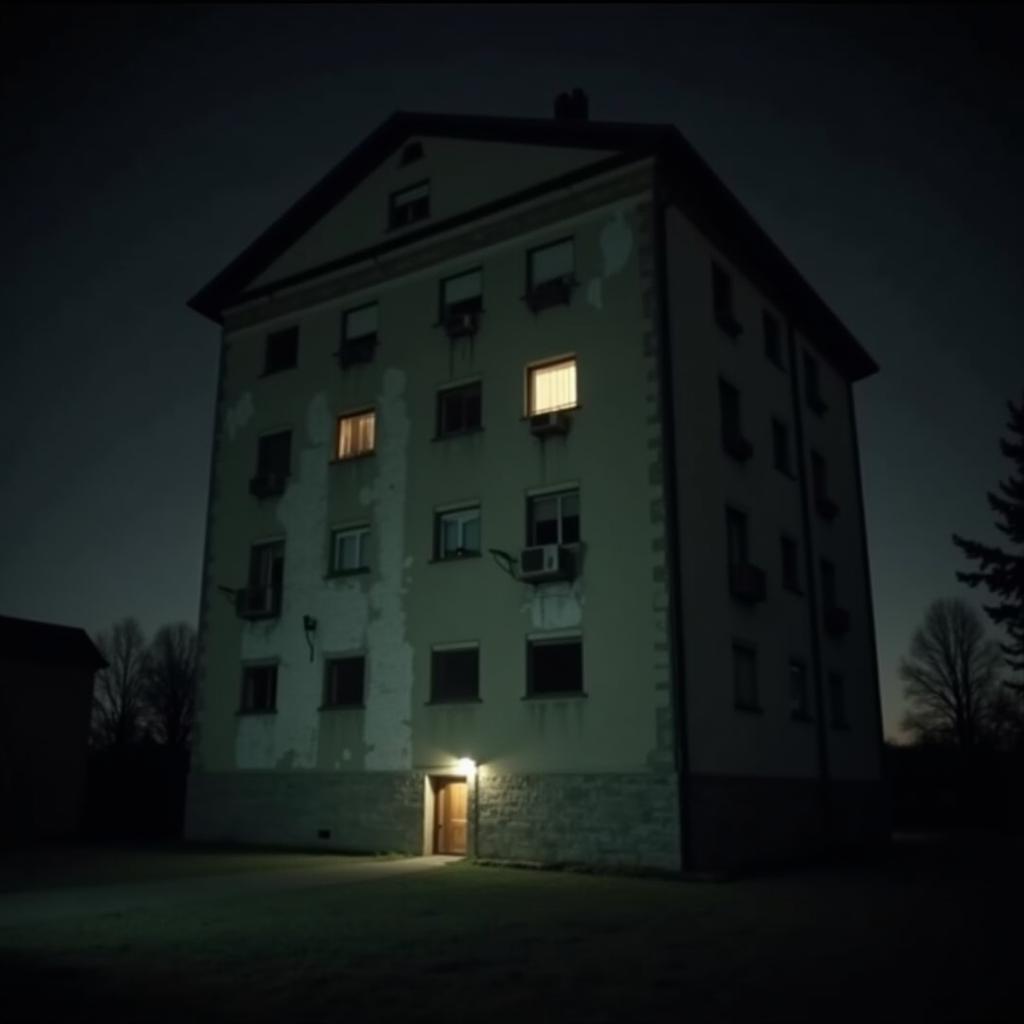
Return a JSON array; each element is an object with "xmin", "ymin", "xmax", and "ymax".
[{"xmin": 0, "ymin": 614, "xmax": 107, "ymax": 671}]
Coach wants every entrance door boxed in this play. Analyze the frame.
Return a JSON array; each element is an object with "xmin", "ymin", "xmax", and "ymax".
[{"xmin": 434, "ymin": 778, "xmax": 468, "ymax": 854}]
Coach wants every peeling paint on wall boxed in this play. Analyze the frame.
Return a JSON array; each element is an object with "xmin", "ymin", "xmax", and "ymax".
[
  {"xmin": 225, "ymin": 392, "xmax": 254, "ymax": 441},
  {"xmin": 522, "ymin": 579, "xmax": 584, "ymax": 631}
]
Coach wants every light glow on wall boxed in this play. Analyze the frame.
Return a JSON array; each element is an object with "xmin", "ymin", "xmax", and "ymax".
[{"xmin": 455, "ymin": 757, "xmax": 476, "ymax": 779}]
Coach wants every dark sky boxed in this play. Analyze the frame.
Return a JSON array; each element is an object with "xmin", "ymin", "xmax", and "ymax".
[{"xmin": 2, "ymin": 4, "xmax": 1022, "ymax": 739}]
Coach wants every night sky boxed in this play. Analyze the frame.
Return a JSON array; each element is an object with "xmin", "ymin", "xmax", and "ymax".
[{"xmin": 2, "ymin": 5, "xmax": 1022, "ymax": 740}]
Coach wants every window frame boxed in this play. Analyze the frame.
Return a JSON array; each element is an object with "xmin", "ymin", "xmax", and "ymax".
[
  {"xmin": 526, "ymin": 237, "xmax": 575, "ymax": 291},
  {"xmin": 242, "ymin": 539, "xmax": 284, "ymax": 619},
  {"xmin": 322, "ymin": 655, "xmax": 366, "ymax": 709},
  {"xmin": 335, "ymin": 408, "xmax": 376, "ymax": 461},
  {"xmin": 527, "ymin": 356, "xmax": 578, "ymax": 416},
  {"xmin": 328, "ymin": 524, "xmax": 371, "ymax": 576},
  {"xmin": 732, "ymin": 642, "xmax": 760, "ymax": 712},
  {"xmin": 526, "ymin": 635, "xmax": 584, "ymax": 699},
  {"xmin": 429, "ymin": 644, "xmax": 480, "ymax": 704},
  {"xmin": 434, "ymin": 505, "xmax": 482, "ymax": 561},
  {"xmin": 263, "ymin": 326, "xmax": 298, "ymax": 376},
  {"xmin": 526, "ymin": 488, "xmax": 580, "ymax": 546},
  {"xmin": 439, "ymin": 267, "xmax": 484, "ymax": 320},
  {"xmin": 255, "ymin": 429, "xmax": 292, "ymax": 481},
  {"xmin": 388, "ymin": 179, "xmax": 430, "ymax": 230},
  {"xmin": 436, "ymin": 381, "xmax": 482, "ymax": 438},
  {"xmin": 339, "ymin": 302, "xmax": 379, "ymax": 367},
  {"xmin": 240, "ymin": 662, "xmax": 278, "ymax": 714}
]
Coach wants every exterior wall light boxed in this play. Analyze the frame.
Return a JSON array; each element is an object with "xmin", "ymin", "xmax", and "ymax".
[{"xmin": 456, "ymin": 757, "xmax": 476, "ymax": 778}]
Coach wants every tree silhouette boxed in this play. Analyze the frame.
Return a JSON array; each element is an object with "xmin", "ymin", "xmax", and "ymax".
[
  {"xmin": 92, "ymin": 617, "xmax": 150, "ymax": 748},
  {"xmin": 900, "ymin": 598, "xmax": 1001, "ymax": 754},
  {"xmin": 145, "ymin": 622, "xmax": 197, "ymax": 751},
  {"xmin": 953, "ymin": 391, "xmax": 1024, "ymax": 690}
]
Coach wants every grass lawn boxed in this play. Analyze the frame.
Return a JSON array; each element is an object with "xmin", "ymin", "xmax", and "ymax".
[{"xmin": 0, "ymin": 832, "xmax": 1019, "ymax": 1022}]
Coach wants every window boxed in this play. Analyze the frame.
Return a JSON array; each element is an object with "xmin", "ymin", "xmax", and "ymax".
[
  {"xmin": 527, "ymin": 636, "xmax": 583, "ymax": 697},
  {"xmin": 804, "ymin": 352, "xmax": 826, "ymax": 414},
  {"xmin": 441, "ymin": 268, "xmax": 483, "ymax": 318},
  {"xmin": 725, "ymin": 507, "xmax": 749, "ymax": 568},
  {"xmin": 238, "ymin": 541, "xmax": 284, "ymax": 618},
  {"xmin": 251, "ymin": 430, "xmax": 291, "ymax": 498},
  {"xmin": 430, "ymin": 645, "xmax": 479, "ymax": 703},
  {"xmin": 828, "ymin": 672, "xmax": 848, "ymax": 728},
  {"xmin": 437, "ymin": 382, "xmax": 482, "ymax": 437},
  {"xmin": 329, "ymin": 525, "xmax": 370, "ymax": 575},
  {"xmin": 436, "ymin": 506, "xmax": 481, "ymax": 559},
  {"xmin": 773, "ymin": 419, "xmax": 793, "ymax": 476},
  {"xmin": 820, "ymin": 559, "xmax": 838, "ymax": 612},
  {"xmin": 241, "ymin": 663, "xmax": 277, "ymax": 713},
  {"xmin": 263, "ymin": 326, "xmax": 298, "ymax": 375},
  {"xmin": 526, "ymin": 239, "xmax": 575, "ymax": 311},
  {"xmin": 528, "ymin": 358, "xmax": 577, "ymax": 415},
  {"xmin": 389, "ymin": 181, "xmax": 429, "ymax": 229},
  {"xmin": 528, "ymin": 489, "xmax": 580, "ymax": 545},
  {"xmin": 789, "ymin": 659, "xmax": 811, "ymax": 720},
  {"xmin": 712, "ymin": 262, "xmax": 741, "ymax": 337},
  {"xmin": 337, "ymin": 410, "xmax": 375, "ymax": 459},
  {"xmin": 812, "ymin": 451, "xmax": 838, "ymax": 519},
  {"xmin": 781, "ymin": 535, "xmax": 801, "ymax": 592},
  {"xmin": 764, "ymin": 311, "xmax": 783, "ymax": 367},
  {"xmin": 732, "ymin": 643, "xmax": 759, "ymax": 711},
  {"xmin": 340, "ymin": 303, "xmax": 378, "ymax": 367},
  {"xmin": 719, "ymin": 379, "xmax": 751, "ymax": 461},
  {"xmin": 323, "ymin": 656, "xmax": 365, "ymax": 708}
]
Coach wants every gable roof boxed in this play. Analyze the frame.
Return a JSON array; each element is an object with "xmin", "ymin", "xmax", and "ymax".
[
  {"xmin": 0, "ymin": 614, "xmax": 107, "ymax": 672},
  {"xmin": 189, "ymin": 110, "xmax": 877, "ymax": 381}
]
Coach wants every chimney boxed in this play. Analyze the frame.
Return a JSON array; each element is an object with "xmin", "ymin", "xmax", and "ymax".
[{"xmin": 553, "ymin": 88, "xmax": 589, "ymax": 122}]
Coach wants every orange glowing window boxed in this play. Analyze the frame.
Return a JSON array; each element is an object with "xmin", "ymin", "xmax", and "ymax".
[{"xmin": 337, "ymin": 410, "xmax": 376, "ymax": 459}]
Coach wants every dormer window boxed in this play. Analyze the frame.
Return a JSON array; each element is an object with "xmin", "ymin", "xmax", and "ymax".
[{"xmin": 389, "ymin": 181, "xmax": 429, "ymax": 230}]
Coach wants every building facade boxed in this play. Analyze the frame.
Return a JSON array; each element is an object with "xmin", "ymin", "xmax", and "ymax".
[{"xmin": 185, "ymin": 95, "xmax": 886, "ymax": 871}]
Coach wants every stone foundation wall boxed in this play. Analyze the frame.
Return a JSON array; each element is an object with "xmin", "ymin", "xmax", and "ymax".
[
  {"xmin": 476, "ymin": 772, "xmax": 681, "ymax": 871},
  {"xmin": 185, "ymin": 771, "xmax": 424, "ymax": 853}
]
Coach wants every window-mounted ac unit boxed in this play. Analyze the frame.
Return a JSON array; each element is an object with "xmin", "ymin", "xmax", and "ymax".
[
  {"xmin": 519, "ymin": 544, "xmax": 573, "ymax": 583},
  {"xmin": 249, "ymin": 473, "xmax": 287, "ymax": 499},
  {"xmin": 529, "ymin": 410, "xmax": 572, "ymax": 437},
  {"xmin": 443, "ymin": 310, "xmax": 479, "ymax": 339}
]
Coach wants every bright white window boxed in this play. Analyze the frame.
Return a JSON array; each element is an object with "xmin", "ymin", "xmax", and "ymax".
[
  {"xmin": 529, "ymin": 358, "xmax": 577, "ymax": 414},
  {"xmin": 437, "ymin": 506, "xmax": 481, "ymax": 559},
  {"xmin": 337, "ymin": 410, "xmax": 375, "ymax": 459},
  {"xmin": 330, "ymin": 526, "xmax": 370, "ymax": 574},
  {"xmin": 529, "ymin": 239, "xmax": 573, "ymax": 286}
]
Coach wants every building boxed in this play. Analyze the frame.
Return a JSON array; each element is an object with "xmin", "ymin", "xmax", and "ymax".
[
  {"xmin": 184, "ymin": 91, "xmax": 886, "ymax": 871},
  {"xmin": 0, "ymin": 614, "xmax": 106, "ymax": 842}
]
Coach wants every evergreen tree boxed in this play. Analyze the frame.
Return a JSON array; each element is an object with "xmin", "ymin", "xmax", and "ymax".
[{"xmin": 953, "ymin": 391, "xmax": 1024, "ymax": 689}]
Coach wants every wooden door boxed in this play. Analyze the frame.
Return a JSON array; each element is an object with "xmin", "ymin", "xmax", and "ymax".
[{"xmin": 435, "ymin": 779, "xmax": 468, "ymax": 854}]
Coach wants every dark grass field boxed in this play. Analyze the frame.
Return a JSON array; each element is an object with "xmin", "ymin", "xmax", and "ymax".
[{"xmin": 0, "ymin": 832, "xmax": 1019, "ymax": 1023}]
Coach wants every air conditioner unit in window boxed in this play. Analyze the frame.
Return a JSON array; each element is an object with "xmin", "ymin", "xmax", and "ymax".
[
  {"xmin": 529, "ymin": 410, "xmax": 572, "ymax": 437},
  {"xmin": 443, "ymin": 310, "xmax": 479, "ymax": 339},
  {"xmin": 519, "ymin": 544, "xmax": 574, "ymax": 583}
]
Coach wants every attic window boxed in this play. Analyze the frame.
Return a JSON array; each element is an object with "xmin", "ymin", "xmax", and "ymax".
[
  {"xmin": 389, "ymin": 181, "xmax": 430, "ymax": 230},
  {"xmin": 400, "ymin": 141, "xmax": 424, "ymax": 166}
]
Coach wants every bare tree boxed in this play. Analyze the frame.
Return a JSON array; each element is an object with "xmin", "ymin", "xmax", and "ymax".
[
  {"xmin": 900, "ymin": 598, "xmax": 1002, "ymax": 754},
  {"xmin": 145, "ymin": 622, "xmax": 197, "ymax": 751},
  {"xmin": 92, "ymin": 617, "xmax": 150, "ymax": 748}
]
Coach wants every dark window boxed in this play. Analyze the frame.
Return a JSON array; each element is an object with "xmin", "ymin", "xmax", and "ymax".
[
  {"xmin": 804, "ymin": 352, "xmax": 826, "ymax": 413},
  {"xmin": 712, "ymin": 262, "xmax": 741, "ymax": 337},
  {"xmin": 340, "ymin": 304, "xmax": 378, "ymax": 367},
  {"xmin": 323, "ymin": 656, "xmax": 365, "ymax": 707},
  {"xmin": 435, "ymin": 506, "xmax": 481, "ymax": 559},
  {"xmin": 241, "ymin": 664, "xmax": 277, "ymax": 712},
  {"xmin": 773, "ymin": 419, "xmax": 793, "ymax": 476},
  {"xmin": 525, "ymin": 239, "xmax": 575, "ymax": 311},
  {"xmin": 389, "ymin": 181, "xmax": 429, "ymax": 229},
  {"xmin": 399, "ymin": 141, "xmax": 423, "ymax": 166},
  {"xmin": 528, "ymin": 637, "xmax": 583, "ymax": 696},
  {"xmin": 725, "ymin": 507, "xmax": 749, "ymax": 568},
  {"xmin": 789, "ymin": 659, "xmax": 811, "ymax": 719},
  {"xmin": 437, "ymin": 382, "xmax": 482, "ymax": 436},
  {"xmin": 828, "ymin": 672, "xmax": 848, "ymax": 728},
  {"xmin": 764, "ymin": 311, "xmax": 783, "ymax": 367},
  {"xmin": 239, "ymin": 541, "xmax": 284, "ymax": 618},
  {"xmin": 264, "ymin": 327, "xmax": 298, "ymax": 375},
  {"xmin": 329, "ymin": 525, "xmax": 370, "ymax": 574},
  {"xmin": 811, "ymin": 451, "xmax": 827, "ymax": 501},
  {"xmin": 719, "ymin": 379, "xmax": 741, "ymax": 444},
  {"xmin": 431, "ymin": 647, "xmax": 479, "ymax": 703},
  {"xmin": 256, "ymin": 431, "xmax": 291, "ymax": 480},
  {"xmin": 781, "ymin": 536, "xmax": 801, "ymax": 592},
  {"xmin": 528, "ymin": 490, "xmax": 580, "ymax": 545},
  {"xmin": 440, "ymin": 268, "xmax": 483, "ymax": 318},
  {"xmin": 732, "ymin": 643, "xmax": 759, "ymax": 711},
  {"xmin": 820, "ymin": 559, "xmax": 838, "ymax": 611}
]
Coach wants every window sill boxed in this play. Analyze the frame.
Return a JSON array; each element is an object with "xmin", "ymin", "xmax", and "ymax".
[
  {"xmin": 236, "ymin": 709, "xmax": 278, "ymax": 717},
  {"xmin": 319, "ymin": 703, "xmax": 365, "ymax": 712},
  {"xmin": 522, "ymin": 691, "xmax": 587, "ymax": 701},
  {"xmin": 324, "ymin": 568, "xmax": 371, "ymax": 579},
  {"xmin": 329, "ymin": 453, "xmax": 376, "ymax": 465},
  {"xmin": 521, "ymin": 403, "xmax": 582, "ymax": 421},
  {"xmin": 425, "ymin": 698, "xmax": 482, "ymax": 706},
  {"xmin": 433, "ymin": 427, "xmax": 485, "ymax": 441},
  {"xmin": 429, "ymin": 553, "xmax": 482, "ymax": 564}
]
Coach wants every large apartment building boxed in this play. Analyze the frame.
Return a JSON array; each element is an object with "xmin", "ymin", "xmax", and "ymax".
[{"xmin": 185, "ymin": 92, "xmax": 886, "ymax": 871}]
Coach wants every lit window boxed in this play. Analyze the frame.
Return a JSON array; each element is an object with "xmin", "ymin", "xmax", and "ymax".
[
  {"xmin": 330, "ymin": 525, "xmax": 370, "ymax": 574},
  {"xmin": 436, "ymin": 506, "xmax": 481, "ymax": 559},
  {"xmin": 789, "ymin": 659, "xmax": 811, "ymax": 720},
  {"xmin": 528, "ymin": 358, "xmax": 577, "ymax": 414},
  {"xmin": 732, "ymin": 643, "xmax": 758, "ymax": 711},
  {"xmin": 323, "ymin": 656, "xmax": 365, "ymax": 708},
  {"xmin": 431, "ymin": 645, "xmax": 479, "ymax": 703},
  {"xmin": 241, "ymin": 663, "xmax": 277, "ymax": 713},
  {"xmin": 528, "ymin": 490, "xmax": 579, "ymax": 545},
  {"xmin": 389, "ymin": 181, "xmax": 429, "ymax": 229},
  {"xmin": 527, "ymin": 636, "xmax": 583, "ymax": 697},
  {"xmin": 337, "ymin": 410, "xmax": 375, "ymax": 459}
]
